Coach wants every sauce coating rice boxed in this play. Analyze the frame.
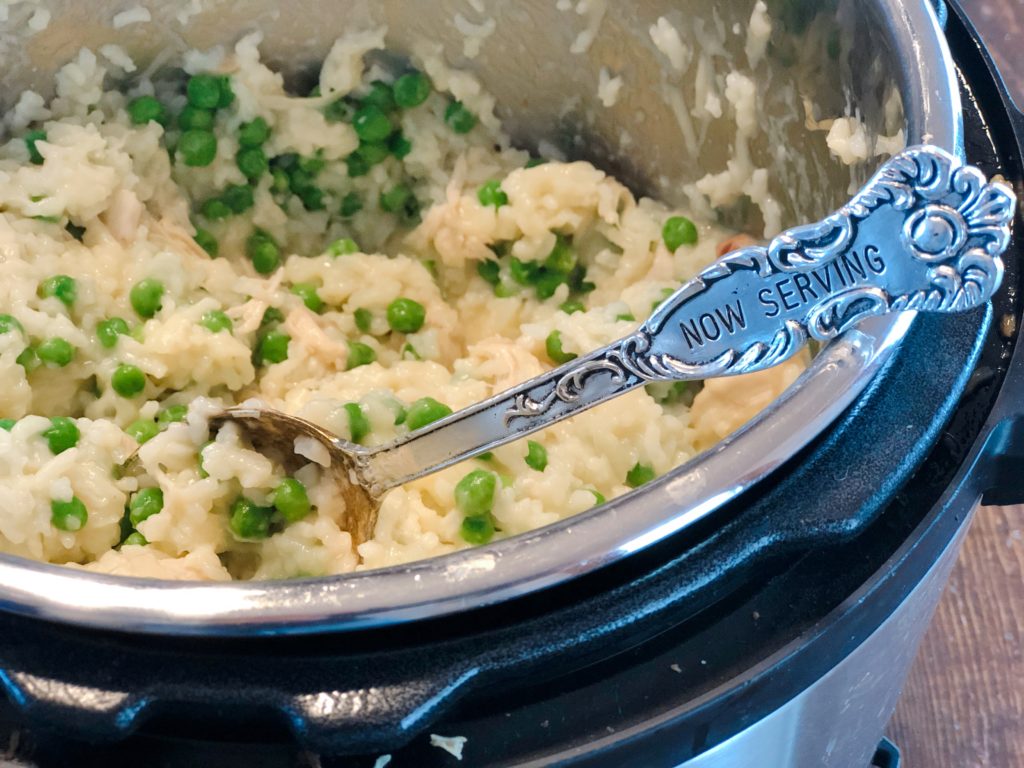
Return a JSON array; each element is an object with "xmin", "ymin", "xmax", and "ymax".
[{"xmin": 0, "ymin": 32, "xmax": 803, "ymax": 580}]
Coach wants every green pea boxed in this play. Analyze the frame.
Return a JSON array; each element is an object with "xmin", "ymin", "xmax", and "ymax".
[
  {"xmin": 662, "ymin": 215, "xmax": 698, "ymax": 251},
  {"xmin": 386, "ymin": 297, "xmax": 426, "ymax": 333},
  {"xmin": 392, "ymin": 402, "xmax": 407, "ymax": 426},
  {"xmin": 201, "ymin": 197, "xmax": 232, "ymax": 220},
  {"xmin": 323, "ymin": 98, "xmax": 353, "ymax": 123},
  {"xmin": 352, "ymin": 105, "xmax": 393, "ymax": 143},
  {"xmin": 287, "ymin": 166, "xmax": 315, "ymax": 193},
  {"xmin": 379, "ymin": 184, "xmax": 413, "ymax": 214},
  {"xmin": 455, "ymin": 469, "xmax": 497, "ymax": 516},
  {"xmin": 524, "ymin": 440, "xmax": 548, "ymax": 471},
  {"xmin": 405, "ymin": 397, "xmax": 452, "ymax": 431},
  {"xmin": 343, "ymin": 402, "xmax": 370, "ymax": 444},
  {"xmin": 328, "ymin": 237, "xmax": 359, "ymax": 256},
  {"xmin": 246, "ymin": 230, "xmax": 280, "ymax": 274},
  {"xmin": 298, "ymin": 151, "xmax": 325, "ymax": 173},
  {"xmin": 186, "ymin": 74, "xmax": 222, "ymax": 109},
  {"xmin": 362, "ymin": 81, "xmax": 397, "ymax": 113},
  {"xmin": 346, "ymin": 340, "xmax": 376, "ymax": 370},
  {"xmin": 194, "ymin": 227, "xmax": 218, "ymax": 257},
  {"xmin": 128, "ymin": 95, "xmax": 168, "ymax": 126},
  {"xmin": 37, "ymin": 275, "xmax": 77, "ymax": 307},
  {"xmin": 477, "ymin": 260, "xmax": 501, "ymax": 286},
  {"xmin": 130, "ymin": 278, "xmax": 164, "ymax": 318},
  {"xmin": 271, "ymin": 168, "xmax": 291, "ymax": 194},
  {"xmin": 216, "ymin": 75, "xmax": 235, "ymax": 108},
  {"xmin": 355, "ymin": 141, "xmax": 389, "ymax": 166},
  {"xmin": 222, "ymin": 183, "xmax": 254, "ymax": 213},
  {"xmin": 590, "ymin": 489, "xmax": 606, "ymax": 506},
  {"xmin": 647, "ymin": 380, "xmax": 699, "ymax": 407},
  {"xmin": 261, "ymin": 307, "xmax": 284, "ymax": 327},
  {"xmin": 157, "ymin": 404, "xmax": 188, "ymax": 426},
  {"xmin": 340, "ymin": 193, "xmax": 363, "ymax": 218},
  {"xmin": 297, "ymin": 185, "xmax": 325, "ymax": 211},
  {"xmin": 16, "ymin": 346, "xmax": 39, "ymax": 372},
  {"xmin": 389, "ymin": 132, "xmax": 412, "ymax": 158},
  {"xmin": 236, "ymin": 147, "xmax": 268, "ymax": 179},
  {"xmin": 178, "ymin": 129, "xmax": 218, "ymax": 166},
  {"xmin": 37, "ymin": 337, "xmax": 75, "ymax": 367},
  {"xmin": 96, "ymin": 318, "xmax": 130, "ymax": 348},
  {"xmin": 177, "ymin": 105, "xmax": 214, "ymax": 131},
  {"xmin": 128, "ymin": 487, "xmax": 164, "ymax": 526},
  {"xmin": 25, "ymin": 129, "xmax": 47, "ymax": 164},
  {"xmin": 401, "ymin": 342, "xmax": 421, "ymax": 361},
  {"xmin": 290, "ymin": 283, "xmax": 323, "ymax": 314},
  {"xmin": 0, "ymin": 419, "xmax": 15, "ymax": 431},
  {"xmin": 111, "ymin": 364, "xmax": 146, "ymax": 397},
  {"xmin": 393, "ymin": 71, "xmax": 431, "ymax": 108},
  {"xmin": 353, "ymin": 308, "xmax": 373, "ymax": 333},
  {"xmin": 0, "ymin": 314, "xmax": 24, "ymax": 336},
  {"xmin": 559, "ymin": 299, "xmax": 585, "ymax": 315},
  {"xmin": 51, "ymin": 496, "xmax": 88, "ymax": 531},
  {"xmin": 460, "ymin": 514, "xmax": 495, "ymax": 545},
  {"xmin": 615, "ymin": 313, "xmax": 636, "ymax": 322},
  {"xmin": 510, "ymin": 257, "xmax": 538, "ymax": 286},
  {"xmin": 228, "ymin": 496, "xmax": 274, "ymax": 540},
  {"xmin": 257, "ymin": 329, "xmax": 290, "ymax": 364},
  {"xmin": 200, "ymin": 310, "xmax": 232, "ymax": 333},
  {"xmin": 477, "ymin": 180, "xmax": 508, "ymax": 208},
  {"xmin": 444, "ymin": 101, "xmax": 477, "ymax": 133},
  {"xmin": 126, "ymin": 418, "xmax": 159, "ymax": 444},
  {"xmin": 272, "ymin": 477, "xmax": 312, "ymax": 523},
  {"xmin": 525, "ymin": 156, "xmax": 546, "ymax": 168},
  {"xmin": 122, "ymin": 531, "xmax": 147, "ymax": 547},
  {"xmin": 345, "ymin": 152, "xmax": 370, "ymax": 178},
  {"xmin": 42, "ymin": 416, "xmax": 79, "ymax": 454},
  {"xmin": 545, "ymin": 330, "xmax": 576, "ymax": 364},
  {"xmin": 238, "ymin": 116, "xmax": 270, "ymax": 147},
  {"xmin": 626, "ymin": 462, "xmax": 656, "ymax": 488},
  {"xmin": 539, "ymin": 275, "xmax": 566, "ymax": 300},
  {"xmin": 544, "ymin": 235, "xmax": 575, "ymax": 275}
]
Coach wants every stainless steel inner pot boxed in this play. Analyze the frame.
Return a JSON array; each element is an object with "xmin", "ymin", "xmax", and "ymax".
[{"xmin": 0, "ymin": 0, "xmax": 959, "ymax": 634}]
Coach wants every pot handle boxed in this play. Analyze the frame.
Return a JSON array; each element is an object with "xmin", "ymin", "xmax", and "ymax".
[{"xmin": 0, "ymin": 656, "xmax": 481, "ymax": 754}]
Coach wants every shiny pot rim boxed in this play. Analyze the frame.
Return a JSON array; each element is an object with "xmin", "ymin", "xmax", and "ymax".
[{"xmin": 0, "ymin": 0, "xmax": 961, "ymax": 635}]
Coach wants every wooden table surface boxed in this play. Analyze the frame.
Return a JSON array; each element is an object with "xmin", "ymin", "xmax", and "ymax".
[{"xmin": 887, "ymin": 2, "xmax": 1023, "ymax": 765}]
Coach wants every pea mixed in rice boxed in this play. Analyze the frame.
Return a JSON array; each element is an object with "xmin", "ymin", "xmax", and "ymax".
[{"xmin": 0, "ymin": 33, "xmax": 803, "ymax": 580}]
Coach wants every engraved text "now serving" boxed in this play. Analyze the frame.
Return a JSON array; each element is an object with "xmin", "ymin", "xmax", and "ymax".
[{"xmin": 678, "ymin": 246, "xmax": 886, "ymax": 351}]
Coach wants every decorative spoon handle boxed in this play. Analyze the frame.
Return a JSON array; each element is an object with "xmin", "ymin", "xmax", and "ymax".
[{"xmin": 361, "ymin": 145, "xmax": 1015, "ymax": 492}]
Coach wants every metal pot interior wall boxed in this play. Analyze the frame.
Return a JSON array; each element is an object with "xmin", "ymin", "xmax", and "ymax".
[{"xmin": 2, "ymin": 0, "xmax": 904, "ymax": 231}]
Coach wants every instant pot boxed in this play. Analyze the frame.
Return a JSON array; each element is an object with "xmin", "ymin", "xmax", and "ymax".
[{"xmin": 0, "ymin": 0, "xmax": 1020, "ymax": 766}]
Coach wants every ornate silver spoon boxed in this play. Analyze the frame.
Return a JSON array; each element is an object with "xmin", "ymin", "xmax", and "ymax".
[{"xmin": 212, "ymin": 145, "xmax": 1016, "ymax": 545}]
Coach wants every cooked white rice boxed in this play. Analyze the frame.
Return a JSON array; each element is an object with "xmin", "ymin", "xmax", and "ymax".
[{"xmin": 0, "ymin": 32, "xmax": 803, "ymax": 581}]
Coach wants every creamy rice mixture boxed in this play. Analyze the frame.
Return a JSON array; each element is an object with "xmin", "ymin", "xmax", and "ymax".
[{"xmin": 0, "ymin": 31, "xmax": 803, "ymax": 581}]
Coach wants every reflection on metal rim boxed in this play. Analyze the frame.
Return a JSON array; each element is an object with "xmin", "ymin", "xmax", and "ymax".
[{"xmin": 0, "ymin": 0, "xmax": 961, "ymax": 635}]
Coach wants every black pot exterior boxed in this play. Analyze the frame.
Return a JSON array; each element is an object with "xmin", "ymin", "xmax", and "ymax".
[{"xmin": 0, "ymin": 4, "xmax": 1022, "ymax": 767}]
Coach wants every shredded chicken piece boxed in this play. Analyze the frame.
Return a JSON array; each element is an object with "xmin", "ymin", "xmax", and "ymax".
[
  {"xmin": 284, "ymin": 307, "xmax": 350, "ymax": 364},
  {"xmin": 229, "ymin": 298, "xmax": 268, "ymax": 335},
  {"xmin": 153, "ymin": 215, "xmax": 210, "ymax": 261},
  {"xmin": 101, "ymin": 189, "xmax": 144, "ymax": 245},
  {"xmin": 716, "ymin": 233, "xmax": 758, "ymax": 257}
]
